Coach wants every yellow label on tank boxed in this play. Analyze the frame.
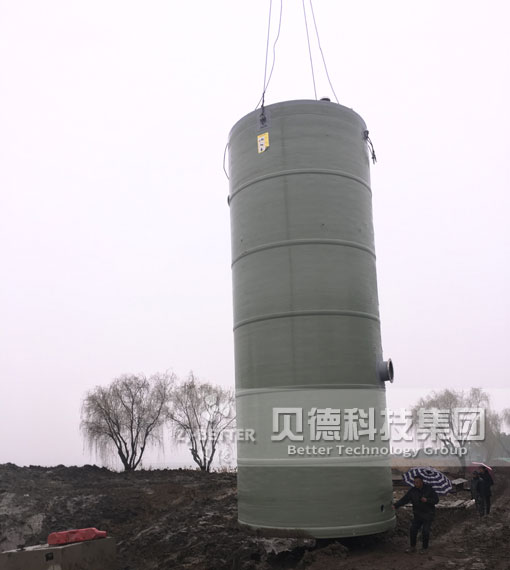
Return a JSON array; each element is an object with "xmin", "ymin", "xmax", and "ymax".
[{"xmin": 257, "ymin": 132, "xmax": 269, "ymax": 153}]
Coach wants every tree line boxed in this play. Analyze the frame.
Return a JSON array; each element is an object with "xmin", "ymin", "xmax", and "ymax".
[
  {"xmin": 411, "ymin": 387, "xmax": 510, "ymax": 473},
  {"xmin": 80, "ymin": 372, "xmax": 235, "ymax": 472},
  {"xmin": 81, "ymin": 375, "xmax": 510, "ymax": 474}
]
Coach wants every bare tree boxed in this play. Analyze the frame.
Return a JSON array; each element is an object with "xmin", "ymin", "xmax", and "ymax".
[
  {"xmin": 169, "ymin": 373, "xmax": 235, "ymax": 472},
  {"xmin": 411, "ymin": 387, "xmax": 497, "ymax": 473},
  {"xmin": 482, "ymin": 410, "xmax": 504, "ymax": 461},
  {"xmin": 495, "ymin": 408, "xmax": 510, "ymax": 457},
  {"xmin": 81, "ymin": 373, "xmax": 174, "ymax": 471}
]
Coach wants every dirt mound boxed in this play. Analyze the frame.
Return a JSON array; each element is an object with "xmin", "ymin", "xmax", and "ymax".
[{"xmin": 0, "ymin": 464, "xmax": 509, "ymax": 569}]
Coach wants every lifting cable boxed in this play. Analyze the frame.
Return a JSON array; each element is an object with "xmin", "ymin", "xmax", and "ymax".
[
  {"xmin": 309, "ymin": 0, "xmax": 339, "ymax": 104},
  {"xmin": 256, "ymin": 0, "xmax": 284, "ymax": 112},
  {"xmin": 256, "ymin": 0, "xmax": 339, "ymax": 108},
  {"xmin": 302, "ymin": 0, "xmax": 317, "ymax": 100}
]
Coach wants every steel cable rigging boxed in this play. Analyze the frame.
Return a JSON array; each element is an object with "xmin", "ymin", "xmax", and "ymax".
[{"xmin": 256, "ymin": 0, "xmax": 339, "ymax": 110}]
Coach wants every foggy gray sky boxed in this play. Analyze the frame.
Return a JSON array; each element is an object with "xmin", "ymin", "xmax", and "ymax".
[{"xmin": 1, "ymin": 0, "xmax": 509, "ymax": 468}]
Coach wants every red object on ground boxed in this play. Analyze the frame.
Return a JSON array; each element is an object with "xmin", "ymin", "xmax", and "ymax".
[{"xmin": 47, "ymin": 527, "xmax": 107, "ymax": 545}]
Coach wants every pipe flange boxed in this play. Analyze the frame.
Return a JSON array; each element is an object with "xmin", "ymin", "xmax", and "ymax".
[{"xmin": 379, "ymin": 359, "xmax": 394, "ymax": 383}]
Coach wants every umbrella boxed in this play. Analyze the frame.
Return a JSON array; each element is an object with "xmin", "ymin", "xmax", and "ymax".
[
  {"xmin": 471, "ymin": 462, "xmax": 493, "ymax": 471},
  {"xmin": 403, "ymin": 466, "xmax": 453, "ymax": 495}
]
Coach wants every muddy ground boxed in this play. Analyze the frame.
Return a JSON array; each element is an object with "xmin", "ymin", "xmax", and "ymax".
[{"xmin": 0, "ymin": 464, "xmax": 509, "ymax": 570}]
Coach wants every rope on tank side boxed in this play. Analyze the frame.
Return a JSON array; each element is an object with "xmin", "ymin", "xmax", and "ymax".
[
  {"xmin": 223, "ymin": 142, "xmax": 229, "ymax": 181},
  {"xmin": 364, "ymin": 130, "xmax": 377, "ymax": 164}
]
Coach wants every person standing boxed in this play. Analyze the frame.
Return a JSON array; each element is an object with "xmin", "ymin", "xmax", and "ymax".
[
  {"xmin": 393, "ymin": 476, "xmax": 439, "ymax": 553},
  {"xmin": 479, "ymin": 465, "xmax": 494, "ymax": 515},
  {"xmin": 470, "ymin": 471, "xmax": 485, "ymax": 517}
]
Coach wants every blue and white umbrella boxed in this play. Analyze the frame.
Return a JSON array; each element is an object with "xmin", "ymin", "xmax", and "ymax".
[{"xmin": 403, "ymin": 466, "xmax": 453, "ymax": 495}]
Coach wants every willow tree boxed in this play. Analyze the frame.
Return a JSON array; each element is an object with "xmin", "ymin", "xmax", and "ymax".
[
  {"xmin": 411, "ymin": 388, "xmax": 497, "ymax": 473},
  {"xmin": 169, "ymin": 373, "xmax": 235, "ymax": 472},
  {"xmin": 81, "ymin": 373, "xmax": 174, "ymax": 471}
]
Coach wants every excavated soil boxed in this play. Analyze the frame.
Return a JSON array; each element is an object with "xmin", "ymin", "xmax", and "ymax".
[{"xmin": 0, "ymin": 464, "xmax": 509, "ymax": 569}]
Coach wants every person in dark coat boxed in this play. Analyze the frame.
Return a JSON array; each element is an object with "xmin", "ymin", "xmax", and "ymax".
[
  {"xmin": 393, "ymin": 476, "xmax": 439, "ymax": 553},
  {"xmin": 470, "ymin": 471, "xmax": 485, "ymax": 517},
  {"xmin": 479, "ymin": 466, "xmax": 494, "ymax": 515}
]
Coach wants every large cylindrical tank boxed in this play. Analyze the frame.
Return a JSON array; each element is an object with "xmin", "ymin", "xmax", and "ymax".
[{"xmin": 228, "ymin": 99, "xmax": 395, "ymax": 538}]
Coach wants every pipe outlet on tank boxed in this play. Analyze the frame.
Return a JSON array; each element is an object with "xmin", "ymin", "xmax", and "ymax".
[{"xmin": 379, "ymin": 359, "xmax": 394, "ymax": 383}]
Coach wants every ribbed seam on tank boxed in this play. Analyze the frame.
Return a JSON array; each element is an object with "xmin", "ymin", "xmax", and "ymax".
[
  {"xmin": 236, "ymin": 385, "xmax": 384, "ymax": 397},
  {"xmin": 231, "ymin": 238, "xmax": 376, "ymax": 267},
  {"xmin": 237, "ymin": 518, "xmax": 395, "ymax": 537},
  {"xmin": 229, "ymin": 168, "xmax": 371, "ymax": 202},
  {"xmin": 233, "ymin": 309, "xmax": 380, "ymax": 331}
]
